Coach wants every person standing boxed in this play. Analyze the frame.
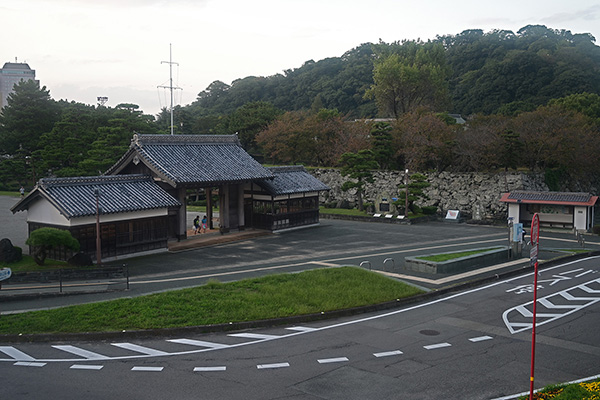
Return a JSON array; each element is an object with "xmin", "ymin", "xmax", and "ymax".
[
  {"xmin": 201, "ymin": 215, "xmax": 208, "ymax": 233},
  {"xmin": 19, "ymin": 186, "xmax": 25, "ymax": 198},
  {"xmin": 193, "ymin": 215, "xmax": 200, "ymax": 234}
]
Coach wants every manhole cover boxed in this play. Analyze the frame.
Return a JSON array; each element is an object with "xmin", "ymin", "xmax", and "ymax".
[{"xmin": 419, "ymin": 329, "xmax": 440, "ymax": 336}]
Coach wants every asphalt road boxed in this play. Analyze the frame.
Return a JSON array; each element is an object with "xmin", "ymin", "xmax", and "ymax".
[{"xmin": 1, "ymin": 256, "xmax": 599, "ymax": 399}]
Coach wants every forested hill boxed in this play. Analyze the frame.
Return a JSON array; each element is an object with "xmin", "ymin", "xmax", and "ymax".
[{"xmin": 187, "ymin": 25, "xmax": 600, "ymax": 118}]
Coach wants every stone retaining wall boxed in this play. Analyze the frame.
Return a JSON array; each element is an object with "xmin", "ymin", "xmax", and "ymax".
[{"xmin": 311, "ymin": 169, "xmax": 549, "ymax": 222}]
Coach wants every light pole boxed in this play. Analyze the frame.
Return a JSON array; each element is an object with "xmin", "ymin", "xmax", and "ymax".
[{"xmin": 404, "ymin": 169, "xmax": 409, "ymax": 217}]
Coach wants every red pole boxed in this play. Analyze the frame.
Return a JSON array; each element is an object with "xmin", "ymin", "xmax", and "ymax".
[
  {"xmin": 529, "ymin": 213, "xmax": 540, "ymax": 399},
  {"xmin": 529, "ymin": 258, "xmax": 539, "ymax": 399}
]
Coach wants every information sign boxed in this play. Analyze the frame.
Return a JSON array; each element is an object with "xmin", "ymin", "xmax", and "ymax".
[{"xmin": 0, "ymin": 268, "xmax": 12, "ymax": 282}]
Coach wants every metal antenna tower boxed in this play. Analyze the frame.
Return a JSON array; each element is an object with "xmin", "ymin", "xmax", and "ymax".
[{"xmin": 158, "ymin": 44, "xmax": 182, "ymax": 135}]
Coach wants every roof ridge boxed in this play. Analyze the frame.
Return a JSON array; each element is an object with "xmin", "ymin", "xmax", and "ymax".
[
  {"xmin": 133, "ymin": 134, "xmax": 240, "ymax": 146},
  {"xmin": 40, "ymin": 174, "xmax": 151, "ymax": 187}
]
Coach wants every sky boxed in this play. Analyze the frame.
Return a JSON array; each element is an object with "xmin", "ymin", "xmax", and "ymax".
[{"xmin": 3, "ymin": 0, "xmax": 600, "ymax": 116}]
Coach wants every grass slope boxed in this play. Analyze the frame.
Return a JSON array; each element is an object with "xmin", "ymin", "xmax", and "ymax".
[{"xmin": 0, "ymin": 267, "xmax": 423, "ymax": 335}]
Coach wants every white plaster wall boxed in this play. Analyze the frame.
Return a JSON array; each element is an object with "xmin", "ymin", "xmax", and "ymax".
[
  {"xmin": 27, "ymin": 198, "xmax": 168, "ymax": 227},
  {"xmin": 574, "ymin": 206, "xmax": 588, "ymax": 230},
  {"xmin": 508, "ymin": 203, "xmax": 520, "ymax": 222}
]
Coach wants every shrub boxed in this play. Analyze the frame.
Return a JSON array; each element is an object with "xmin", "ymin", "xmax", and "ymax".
[
  {"xmin": 593, "ymin": 225, "xmax": 600, "ymax": 235},
  {"xmin": 422, "ymin": 206, "xmax": 438, "ymax": 215},
  {"xmin": 26, "ymin": 228, "xmax": 80, "ymax": 266}
]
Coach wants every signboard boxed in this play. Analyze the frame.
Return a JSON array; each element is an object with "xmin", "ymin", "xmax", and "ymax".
[
  {"xmin": 530, "ymin": 245, "xmax": 538, "ymax": 266},
  {"xmin": 530, "ymin": 213, "xmax": 540, "ymax": 244},
  {"xmin": 0, "ymin": 268, "xmax": 12, "ymax": 282},
  {"xmin": 445, "ymin": 210, "xmax": 460, "ymax": 220},
  {"xmin": 513, "ymin": 223, "xmax": 523, "ymax": 242}
]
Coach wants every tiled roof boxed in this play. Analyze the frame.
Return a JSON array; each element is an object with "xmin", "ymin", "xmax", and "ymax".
[
  {"xmin": 256, "ymin": 166, "xmax": 330, "ymax": 196},
  {"xmin": 500, "ymin": 191, "xmax": 598, "ymax": 206},
  {"xmin": 12, "ymin": 175, "xmax": 180, "ymax": 218},
  {"xmin": 107, "ymin": 134, "xmax": 274, "ymax": 186}
]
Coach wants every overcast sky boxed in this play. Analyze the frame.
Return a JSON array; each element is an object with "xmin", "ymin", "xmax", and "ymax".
[{"xmin": 3, "ymin": 0, "xmax": 600, "ymax": 116}]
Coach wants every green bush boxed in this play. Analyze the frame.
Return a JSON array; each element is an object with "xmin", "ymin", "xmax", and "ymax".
[
  {"xmin": 26, "ymin": 228, "xmax": 80, "ymax": 266},
  {"xmin": 422, "ymin": 206, "xmax": 438, "ymax": 215},
  {"xmin": 593, "ymin": 225, "xmax": 600, "ymax": 235}
]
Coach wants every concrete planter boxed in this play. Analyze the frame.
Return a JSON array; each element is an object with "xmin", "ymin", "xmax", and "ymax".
[{"xmin": 404, "ymin": 246, "xmax": 510, "ymax": 274}]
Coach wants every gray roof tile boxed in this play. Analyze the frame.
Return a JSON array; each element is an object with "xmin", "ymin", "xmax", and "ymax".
[
  {"xmin": 13, "ymin": 175, "xmax": 180, "ymax": 218},
  {"xmin": 257, "ymin": 166, "xmax": 330, "ymax": 196},
  {"xmin": 108, "ymin": 134, "xmax": 274, "ymax": 186},
  {"xmin": 507, "ymin": 191, "xmax": 592, "ymax": 203}
]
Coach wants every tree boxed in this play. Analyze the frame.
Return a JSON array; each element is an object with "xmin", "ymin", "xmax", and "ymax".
[
  {"xmin": 214, "ymin": 101, "xmax": 283, "ymax": 154},
  {"xmin": 365, "ymin": 41, "xmax": 450, "ymax": 118},
  {"xmin": 392, "ymin": 111, "xmax": 456, "ymax": 171},
  {"xmin": 548, "ymin": 92, "xmax": 600, "ymax": 124},
  {"xmin": 370, "ymin": 122, "xmax": 395, "ymax": 169},
  {"xmin": 26, "ymin": 227, "xmax": 80, "ymax": 265},
  {"xmin": 339, "ymin": 149, "xmax": 378, "ymax": 211},
  {"xmin": 0, "ymin": 79, "xmax": 60, "ymax": 154},
  {"xmin": 394, "ymin": 173, "xmax": 430, "ymax": 215}
]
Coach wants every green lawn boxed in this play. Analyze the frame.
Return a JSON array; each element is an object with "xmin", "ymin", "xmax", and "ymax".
[
  {"xmin": 1, "ymin": 255, "xmax": 69, "ymax": 272},
  {"xmin": 0, "ymin": 267, "xmax": 424, "ymax": 335}
]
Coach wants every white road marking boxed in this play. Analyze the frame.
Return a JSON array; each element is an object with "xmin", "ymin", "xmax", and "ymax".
[
  {"xmin": 14, "ymin": 361, "xmax": 46, "ymax": 367},
  {"xmin": 503, "ymin": 277, "xmax": 600, "ymax": 334},
  {"xmin": 131, "ymin": 366, "xmax": 164, "ymax": 372},
  {"xmin": 228, "ymin": 333, "xmax": 279, "ymax": 340},
  {"xmin": 167, "ymin": 338, "xmax": 229, "ymax": 349},
  {"xmin": 373, "ymin": 350, "xmax": 403, "ymax": 357},
  {"xmin": 424, "ymin": 343, "xmax": 452, "ymax": 350},
  {"xmin": 112, "ymin": 343, "xmax": 169, "ymax": 356},
  {"xmin": 318, "ymin": 357, "xmax": 349, "ymax": 364},
  {"xmin": 193, "ymin": 366, "xmax": 227, "ymax": 372},
  {"xmin": 70, "ymin": 364, "xmax": 104, "ymax": 370},
  {"xmin": 0, "ymin": 346, "xmax": 35, "ymax": 361},
  {"xmin": 4, "ymin": 257, "xmax": 595, "ymax": 365},
  {"xmin": 285, "ymin": 326, "xmax": 318, "ymax": 332},
  {"xmin": 52, "ymin": 345, "xmax": 109, "ymax": 360},
  {"xmin": 257, "ymin": 362, "xmax": 290, "ymax": 369},
  {"xmin": 469, "ymin": 336, "xmax": 493, "ymax": 342}
]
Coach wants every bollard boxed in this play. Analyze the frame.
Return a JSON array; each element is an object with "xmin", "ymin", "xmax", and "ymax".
[
  {"xmin": 383, "ymin": 258, "xmax": 395, "ymax": 272},
  {"xmin": 359, "ymin": 261, "xmax": 371, "ymax": 270},
  {"xmin": 59, "ymin": 269, "xmax": 63, "ymax": 293}
]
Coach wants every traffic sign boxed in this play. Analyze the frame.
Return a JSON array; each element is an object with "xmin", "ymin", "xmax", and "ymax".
[
  {"xmin": 530, "ymin": 213, "xmax": 540, "ymax": 244},
  {"xmin": 530, "ymin": 245, "xmax": 538, "ymax": 266},
  {"xmin": 0, "ymin": 268, "xmax": 11, "ymax": 282}
]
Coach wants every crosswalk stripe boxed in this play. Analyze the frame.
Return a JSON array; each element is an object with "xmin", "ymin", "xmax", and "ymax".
[
  {"xmin": 111, "ymin": 343, "xmax": 169, "ymax": 356},
  {"xmin": 0, "ymin": 346, "xmax": 35, "ymax": 361},
  {"xmin": 166, "ymin": 338, "xmax": 229, "ymax": 349},
  {"xmin": 52, "ymin": 345, "xmax": 109, "ymax": 360},
  {"xmin": 228, "ymin": 333, "xmax": 279, "ymax": 340}
]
